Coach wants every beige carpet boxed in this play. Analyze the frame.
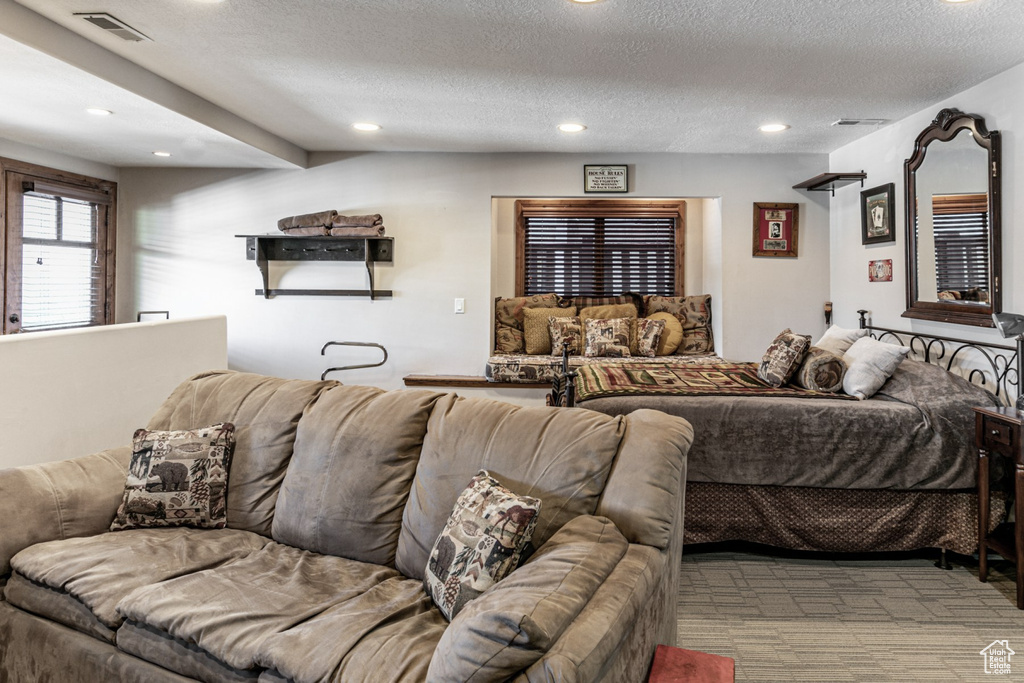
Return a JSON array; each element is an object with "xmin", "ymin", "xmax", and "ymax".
[{"xmin": 676, "ymin": 545, "xmax": 1022, "ymax": 682}]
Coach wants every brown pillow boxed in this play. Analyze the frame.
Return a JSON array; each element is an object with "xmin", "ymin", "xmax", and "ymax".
[
  {"xmin": 632, "ymin": 318, "xmax": 666, "ymax": 358},
  {"xmin": 523, "ymin": 307, "xmax": 577, "ymax": 355},
  {"xmin": 579, "ymin": 303, "xmax": 637, "ymax": 324},
  {"xmin": 644, "ymin": 294, "xmax": 714, "ymax": 355},
  {"xmin": 584, "ymin": 318, "xmax": 632, "ymax": 358},
  {"xmin": 757, "ymin": 329, "xmax": 810, "ymax": 388},
  {"xmin": 549, "ymin": 316, "xmax": 583, "ymax": 356},
  {"xmin": 493, "ymin": 294, "xmax": 560, "ymax": 354},
  {"xmin": 791, "ymin": 346, "xmax": 847, "ymax": 392},
  {"xmin": 645, "ymin": 312, "xmax": 683, "ymax": 355}
]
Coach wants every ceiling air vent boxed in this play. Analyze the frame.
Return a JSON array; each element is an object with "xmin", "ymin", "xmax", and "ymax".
[
  {"xmin": 831, "ymin": 118, "xmax": 887, "ymax": 127},
  {"xmin": 75, "ymin": 13, "xmax": 151, "ymax": 42}
]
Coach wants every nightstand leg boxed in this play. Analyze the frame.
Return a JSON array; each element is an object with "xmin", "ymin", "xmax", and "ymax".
[
  {"xmin": 979, "ymin": 448, "xmax": 990, "ymax": 583},
  {"xmin": 1016, "ymin": 464, "xmax": 1023, "ymax": 609}
]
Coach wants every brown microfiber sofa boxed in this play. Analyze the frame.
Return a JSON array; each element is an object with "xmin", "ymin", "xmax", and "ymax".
[{"xmin": 0, "ymin": 370, "xmax": 694, "ymax": 682}]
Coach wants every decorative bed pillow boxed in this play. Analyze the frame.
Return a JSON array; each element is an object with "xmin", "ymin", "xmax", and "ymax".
[
  {"xmin": 584, "ymin": 318, "xmax": 633, "ymax": 358},
  {"xmin": 757, "ymin": 329, "xmax": 810, "ymax": 388},
  {"xmin": 111, "ymin": 423, "xmax": 235, "ymax": 531},
  {"xmin": 814, "ymin": 324, "xmax": 868, "ymax": 357},
  {"xmin": 790, "ymin": 346, "xmax": 847, "ymax": 392},
  {"xmin": 494, "ymin": 293, "xmax": 560, "ymax": 354},
  {"xmin": 579, "ymin": 303, "xmax": 638, "ymax": 324},
  {"xmin": 548, "ymin": 316, "xmax": 583, "ymax": 356},
  {"xmin": 424, "ymin": 471, "xmax": 541, "ymax": 621},
  {"xmin": 842, "ymin": 336, "xmax": 911, "ymax": 399},
  {"xmin": 523, "ymin": 306, "xmax": 576, "ymax": 355},
  {"xmin": 571, "ymin": 294, "xmax": 638, "ymax": 313},
  {"xmin": 646, "ymin": 312, "xmax": 683, "ymax": 355},
  {"xmin": 633, "ymin": 318, "xmax": 666, "ymax": 358},
  {"xmin": 644, "ymin": 294, "xmax": 715, "ymax": 355}
]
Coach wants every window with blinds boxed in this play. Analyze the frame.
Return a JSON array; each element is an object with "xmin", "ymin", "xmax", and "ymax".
[
  {"xmin": 2, "ymin": 160, "xmax": 116, "ymax": 334},
  {"xmin": 931, "ymin": 193, "xmax": 989, "ymax": 294},
  {"xmin": 515, "ymin": 200, "xmax": 684, "ymax": 298}
]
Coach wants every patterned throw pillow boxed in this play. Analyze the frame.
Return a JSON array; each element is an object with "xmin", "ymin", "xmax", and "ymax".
[
  {"xmin": 424, "ymin": 471, "xmax": 541, "ymax": 621},
  {"xmin": 645, "ymin": 312, "xmax": 683, "ymax": 355},
  {"xmin": 644, "ymin": 294, "xmax": 715, "ymax": 355},
  {"xmin": 584, "ymin": 318, "xmax": 632, "ymax": 358},
  {"xmin": 110, "ymin": 423, "xmax": 235, "ymax": 531},
  {"xmin": 523, "ymin": 307, "xmax": 577, "ymax": 355},
  {"xmin": 757, "ymin": 329, "xmax": 811, "ymax": 388},
  {"xmin": 633, "ymin": 318, "xmax": 666, "ymax": 358},
  {"xmin": 493, "ymin": 294, "xmax": 560, "ymax": 354},
  {"xmin": 549, "ymin": 316, "xmax": 583, "ymax": 356},
  {"xmin": 579, "ymin": 303, "xmax": 638, "ymax": 324}
]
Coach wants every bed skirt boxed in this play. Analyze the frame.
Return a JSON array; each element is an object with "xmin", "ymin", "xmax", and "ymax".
[{"xmin": 683, "ymin": 483, "xmax": 1009, "ymax": 556}]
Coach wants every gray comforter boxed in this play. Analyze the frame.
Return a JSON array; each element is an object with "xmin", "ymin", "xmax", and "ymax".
[{"xmin": 581, "ymin": 359, "xmax": 998, "ymax": 490}]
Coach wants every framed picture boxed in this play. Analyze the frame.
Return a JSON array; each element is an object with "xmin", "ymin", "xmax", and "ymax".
[
  {"xmin": 584, "ymin": 165, "xmax": 628, "ymax": 193},
  {"xmin": 861, "ymin": 183, "xmax": 896, "ymax": 245},
  {"xmin": 752, "ymin": 202, "xmax": 799, "ymax": 257},
  {"xmin": 868, "ymin": 259, "xmax": 893, "ymax": 282}
]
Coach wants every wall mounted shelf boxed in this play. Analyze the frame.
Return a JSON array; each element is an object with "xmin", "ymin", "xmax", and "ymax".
[
  {"xmin": 793, "ymin": 171, "xmax": 867, "ymax": 196},
  {"xmin": 236, "ymin": 234, "xmax": 393, "ymax": 299}
]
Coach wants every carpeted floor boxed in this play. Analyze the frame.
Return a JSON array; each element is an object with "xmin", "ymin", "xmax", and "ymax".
[{"xmin": 676, "ymin": 544, "xmax": 1022, "ymax": 682}]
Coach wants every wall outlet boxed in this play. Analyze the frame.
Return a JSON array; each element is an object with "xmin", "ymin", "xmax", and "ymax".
[{"xmin": 454, "ymin": 298, "xmax": 465, "ymax": 314}]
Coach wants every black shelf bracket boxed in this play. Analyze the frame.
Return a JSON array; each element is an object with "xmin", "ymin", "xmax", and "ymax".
[{"xmin": 793, "ymin": 171, "xmax": 867, "ymax": 197}]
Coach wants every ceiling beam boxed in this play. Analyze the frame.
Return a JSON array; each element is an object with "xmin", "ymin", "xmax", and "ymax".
[{"xmin": 0, "ymin": 0, "xmax": 308, "ymax": 168}]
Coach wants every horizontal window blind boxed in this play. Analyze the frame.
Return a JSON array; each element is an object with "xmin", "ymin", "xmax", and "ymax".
[
  {"xmin": 523, "ymin": 216, "xmax": 677, "ymax": 297},
  {"xmin": 932, "ymin": 193, "xmax": 989, "ymax": 295},
  {"xmin": 20, "ymin": 192, "xmax": 104, "ymax": 331}
]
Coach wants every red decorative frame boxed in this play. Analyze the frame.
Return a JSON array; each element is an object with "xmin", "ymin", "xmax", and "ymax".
[
  {"xmin": 752, "ymin": 202, "xmax": 799, "ymax": 258},
  {"xmin": 868, "ymin": 259, "xmax": 893, "ymax": 282}
]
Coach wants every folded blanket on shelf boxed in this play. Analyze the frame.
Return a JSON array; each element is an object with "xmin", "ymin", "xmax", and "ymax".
[
  {"xmin": 277, "ymin": 210, "xmax": 339, "ymax": 231},
  {"xmin": 328, "ymin": 226, "xmax": 386, "ymax": 237},
  {"xmin": 331, "ymin": 213, "xmax": 383, "ymax": 227},
  {"xmin": 280, "ymin": 226, "xmax": 330, "ymax": 236}
]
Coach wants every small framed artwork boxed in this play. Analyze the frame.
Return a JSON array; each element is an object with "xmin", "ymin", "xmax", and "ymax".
[
  {"xmin": 584, "ymin": 165, "xmax": 628, "ymax": 193},
  {"xmin": 868, "ymin": 259, "xmax": 893, "ymax": 282},
  {"xmin": 752, "ymin": 202, "xmax": 799, "ymax": 257},
  {"xmin": 861, "ymin": 183, "xmax": 896, "ymax": 245}
]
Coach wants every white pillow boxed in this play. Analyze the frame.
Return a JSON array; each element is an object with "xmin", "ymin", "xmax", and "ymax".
[
  {"xmin": 842, "ymin": 337, "xmax": 911, "ymax": 399},
  {"xmin": 815, "ymin": 325, "xmax": 868, "ymax": 357}
]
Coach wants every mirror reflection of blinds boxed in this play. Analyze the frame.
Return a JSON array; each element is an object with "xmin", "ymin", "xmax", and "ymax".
[
  {"xmin": 21, "ymin": 192, "xmax": 103, "ymax": 332},
  {"xmin": 523, "ymin": 216, "xmax": 676, "ymax": 297},
  {"xmin": 932, "ymin": 193, "xmax": 989, "ymax": 294}
]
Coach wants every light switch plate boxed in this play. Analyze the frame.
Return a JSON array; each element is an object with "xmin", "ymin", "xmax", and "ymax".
[{"xmin": 454, "ymin": 298, "xmax": 465, "ymax": 314}]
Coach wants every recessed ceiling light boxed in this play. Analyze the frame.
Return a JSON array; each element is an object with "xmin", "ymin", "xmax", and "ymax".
[
  {"xmin": 152, "ymin": 151, "xmax": 172, "ymax": 157},
  {"xmin": 759, "ymin": 123, "xmax": 790, "ymax": 133},
  {"xmin": 86, "ymin": 108, "xmax": 113, "ymax": 116},
  {"xmin": 558, "ymin": 123, "xmax": 587, "ymax": 133},
  {"xmin": 353, "ymin": 122, "xmax": 381, "ymax": 132}
]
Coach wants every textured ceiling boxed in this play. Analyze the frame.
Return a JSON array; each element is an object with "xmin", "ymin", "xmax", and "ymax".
[{"xmin": 3, "ymin": 0, "xmax": 1024, "ymax": 165}]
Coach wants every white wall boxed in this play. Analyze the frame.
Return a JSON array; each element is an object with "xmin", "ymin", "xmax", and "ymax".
[
  {"xmin": 116, "ymin": 151, "xmax": 829, "ymax": 394},
  {"xmin": 0, "ymin": 316, "xmax": 227, "ymax": 468},
  {"xmin": 829, "ymin": 60, "xmax": 1024, "ymax": 341}
]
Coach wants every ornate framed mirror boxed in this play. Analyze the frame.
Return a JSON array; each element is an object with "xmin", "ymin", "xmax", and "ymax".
[{"xmin": 903, "ymin": 108, "xmax": 1001, "ymax": 327}]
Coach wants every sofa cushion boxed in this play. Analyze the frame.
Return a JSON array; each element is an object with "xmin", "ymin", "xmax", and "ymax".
[
  {"xmin": 272, "ymin": 385, "xmax": 443, "ymax": 566},
  {"xmin": 4, "ymin": 571, "xmax": 117, "ymax": 644},
  {"xmin": 424, "ymin": 471, "xmax": 541, "ymax": 620},
  {"xmin": 115, "ymin": 542, "xmax": 439, "ymax": 681},
  {"xmin": 8, "ymin": 528, "xmax": 269, "ymax": 632},
  {"xmin": 644, "ymin": 294, "xmax": 715, "ymax": 355},
  {"xmin": 116, "ymin": 621, "xmax": 261, "ymax": 682},
  {"xmin": 494, "ymin": 293, "xmax": 561, "ymax": 354},
  {"xmin": 111, "ymin": 423, "xmax": 235, "ymax": 532},
  {"xmin": 427, "ymin": 515, "xmax": 628, "ymax": 681},
  {"xmin": 146, "ymin": 371, "xmax": 336, "ymax": 537},
  {"xmin": 395, "ymin": 394, "xmax": 625, "ymax": 581},
  {"xmin": 524, "ymin": 306, "xmax": 577, "ymax": 354}
]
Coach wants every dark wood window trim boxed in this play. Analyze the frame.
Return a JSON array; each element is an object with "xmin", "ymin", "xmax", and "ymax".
[
  {"xmin": 514, "ymin": 199, "xmax": 685, "ymax": 297},
  {"xmin": 0, "ymin": 156, "xmax": 117, "ymax": 334}
]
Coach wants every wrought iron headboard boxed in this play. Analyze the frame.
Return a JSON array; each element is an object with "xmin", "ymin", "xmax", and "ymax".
[{"xmin": 857, "ymin": 310, "xmax": 1021, "ymax": 407}]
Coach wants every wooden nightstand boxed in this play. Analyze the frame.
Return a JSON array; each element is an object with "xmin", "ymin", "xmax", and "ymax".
[{"xmin": 975, "ymin": 406, "xmax": 1024, "ymax": 609}]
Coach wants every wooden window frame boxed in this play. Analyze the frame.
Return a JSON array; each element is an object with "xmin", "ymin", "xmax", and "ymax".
[
  {"xmin": 514, "ymin": 198, "xmax": 685, "ymax": 297},
  {"xmin": 0, "ymin": 157, "xmax": 117, "ymax": 334}
]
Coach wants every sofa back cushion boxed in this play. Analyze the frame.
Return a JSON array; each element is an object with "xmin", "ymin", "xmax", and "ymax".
[
  {"xmin": 272, "ymin": 385, "xmax": 443, "ymax": 565},
  {"xmin": 395, "ymin": 394, "xmax": 626, "ymax": 581},
  {"xmin": 146, "ymin": 371, "xmax": 335, "ymax": 537}
]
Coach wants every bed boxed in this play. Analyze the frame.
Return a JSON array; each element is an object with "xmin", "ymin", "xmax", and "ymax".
[{"xmin": 560, "ymin": 313, "xmax": 1020, "ymax": 556}]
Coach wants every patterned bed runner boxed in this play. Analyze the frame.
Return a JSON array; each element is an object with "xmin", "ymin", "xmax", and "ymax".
[{"xmin": 574, "ymin": 362, "xmax": 857, "ymax": 401}]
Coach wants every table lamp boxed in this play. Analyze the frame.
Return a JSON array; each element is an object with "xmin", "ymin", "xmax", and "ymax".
[{"xmin": 992, "ymin": 312, "xmax": 1024, "ymax": 410}]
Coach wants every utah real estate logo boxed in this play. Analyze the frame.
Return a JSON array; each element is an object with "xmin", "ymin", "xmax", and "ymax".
[{"xmin": 980, "ymin": 640, "xmax": 1014, "ymax": 675}]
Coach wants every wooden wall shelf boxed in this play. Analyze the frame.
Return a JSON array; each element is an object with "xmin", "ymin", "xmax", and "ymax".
[
  {"xmin": 237, "ymin": 234, "xmax": 393, "ymax": 299},
  {"xmin": 793, "ymin": 172, "xmax": 867, "ymax": 196}
]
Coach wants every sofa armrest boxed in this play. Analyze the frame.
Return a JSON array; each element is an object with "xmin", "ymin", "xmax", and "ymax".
[
  {"xmin": 0, "ymin": 447, "xmax": 130, "ymax": 576},
  {"xmin": 515, "ymin": 543, "xmax": 665, "ymax": 683}
]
